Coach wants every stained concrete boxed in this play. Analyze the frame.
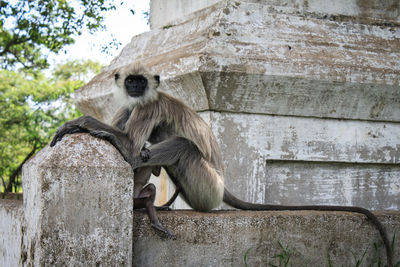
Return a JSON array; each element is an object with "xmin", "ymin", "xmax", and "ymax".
[
  {"xmin": 21, "ymin": 134, "xmax": 134, "ymax": 266},
  {"xmin": 77, "ymin": 0, "xmax": 400, "ymax": 123},
  {"xmin": 0, "ymin": 199, "xmax": 23, "ymax": 266},
  {"xmin": 150, "ymin": 0, "xmax": 400, "ymax": 29},
  {"xmin": 133, "ymin": 210, "xmax": 399, "ymax": 266},
  {"xmin": 74, "ymin": 0, "xmax": 400, "ymax": 210}
]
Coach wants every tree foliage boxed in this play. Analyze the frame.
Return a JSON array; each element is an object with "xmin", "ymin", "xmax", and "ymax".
[
  {"xmin": 0, "ymin": 60, "xmax": 101, "ymax": 193},
  {"xmin": 0, "ymin": 0, "xmax": 116, "ymax": 70}
]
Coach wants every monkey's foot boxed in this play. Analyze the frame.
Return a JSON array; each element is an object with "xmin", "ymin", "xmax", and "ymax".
[{"xmin": 151, "ymin": 223, "xmax": 176, "ymax": 240}]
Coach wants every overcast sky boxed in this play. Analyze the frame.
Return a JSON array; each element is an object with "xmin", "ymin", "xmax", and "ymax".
[{"xmin": 48, "ymin": 0, "xmax": 150, "ymax": 67}]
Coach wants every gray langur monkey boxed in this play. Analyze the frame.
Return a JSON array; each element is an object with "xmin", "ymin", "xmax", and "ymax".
[{"xmin": 50, "ymin": 63, "xmax": 393, "ymax": 266}]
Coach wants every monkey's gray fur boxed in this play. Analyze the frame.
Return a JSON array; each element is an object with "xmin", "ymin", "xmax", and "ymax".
[{"xmin": 51, "ymin": 63, "xmax": 393, "ymax": 266}]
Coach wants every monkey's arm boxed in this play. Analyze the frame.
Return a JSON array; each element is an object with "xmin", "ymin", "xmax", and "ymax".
[{"xmin": 50, "ymin": 115, "xmax": 132, "ymax": 162}]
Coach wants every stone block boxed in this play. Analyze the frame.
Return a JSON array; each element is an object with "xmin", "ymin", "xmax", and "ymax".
[
  {"xmin": 132, "ymin": 210, "xmax": 400, "ymax": 266},
  {"xmin": 21, "ymin": 134, "xmax": 133, "ymax": 266},
  {"xmin": 150, "ymin": 0, "xmax": 400, "ymax": 29},
  {"xmin": 77, "ymin": 0, "xmax": 400, "ymax": 123},
  {"xmin": 211, "ymin": 112, "xmax": 400, "ymax": 209},
  {"xmin": 150, "ymin": 0, "xmax": 220, "ymax": 29}
]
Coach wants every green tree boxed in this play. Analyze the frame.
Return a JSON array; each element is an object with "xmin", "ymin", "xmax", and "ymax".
[
  {"xmin": 0, "ymin": 60, "xmax": 102, "ymax": 193},
  {"xmin": 0, "ymin": 0, "xmax": 117, "ymax": 70}
]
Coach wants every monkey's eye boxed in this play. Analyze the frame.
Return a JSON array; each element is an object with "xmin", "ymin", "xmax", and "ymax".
[
  {"xmin": 125, "ymin": 75, "xmax": 147, "ymax": 87},
  {"xmin": 138, "ymin": 77, "xmax": 146, "ymax": 85},
  {"xmin": 126, "ymin": 77, "xmax": 134, "ymax": 85}
]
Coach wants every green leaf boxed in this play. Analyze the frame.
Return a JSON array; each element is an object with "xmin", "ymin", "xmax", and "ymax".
[
  {"xmin": 0, "ymin": 0, "xmax": 118, "ymax": 71},
  {"xmin": 0, "ymin": 60, "xmax": 101, "ymax": 192}
]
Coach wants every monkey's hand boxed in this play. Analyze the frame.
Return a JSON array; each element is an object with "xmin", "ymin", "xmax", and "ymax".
[
  {"xmin": 129, "ymin": 148, "xmax": 151, "ymax": 170},
  {"xmin": 50, "ymin": 120, "xmax": 88, "ymax": 147},
  {"xmin": 90, "ymin": 130, "xmax": 129, "ymax": 161},
  {"xmin": 140, "ymin": 147, "xmax": 151, "ymax": 162}
]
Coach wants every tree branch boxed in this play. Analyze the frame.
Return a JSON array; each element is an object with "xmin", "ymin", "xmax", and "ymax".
[
  {"xmin": 5, "ymin": 142, "xmax": 38, "ymax": 192},
  {"xmin": 1, "ymin": 176, "xmax": 6, "ymax": 199}
]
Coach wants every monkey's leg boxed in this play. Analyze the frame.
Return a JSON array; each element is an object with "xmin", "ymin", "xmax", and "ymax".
[
  {"xmin": 133, "ymin": 137, "xmax": 224, "ymax": 211},
  {"xmin": 133, "ymin": 167, "xmax": 153, "ymax": 198},
  {"xmin": 151, "ymin": 166, "xmax": 162, "ymax": 176},
  {"xmin": 134, "ymin": 167, "xmax": 174, "ymax": 221},
  {"xmin": 135, "ymin": 165, "xmax": 176, "ymax": 210},
  {"xmin": 134, "ymin": 183, "xmax": 176, "ymax": 239},
  {"xmin": 130, "ymin": 137, "xmax": 194, "ymax": 169},
  {"xmin": 130, "ymin": 137, "xmax": 203, "ymax": 208}
]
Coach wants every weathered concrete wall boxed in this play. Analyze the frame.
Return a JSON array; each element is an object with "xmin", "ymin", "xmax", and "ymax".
[
  {"xmin": 133, "ymin": 210, "xmax": 399, "ymax": 266},
  {"xmin": 150, "ymin": 0, "xmax": 220, "ymax": 29},
  {"xmin": 0, "ymin": 199, "xmax": 23, "ymax": 266},
  {"xmin": 211, "ymin": 112, "xmax": 400, "ymax": 209},
  {"xmin": 150, "ymin": 0, "xmax": 400, "ymax": 29},
  {"xmin": 79, "ymin": 0, "xmax": 400, "ymax": 122},
  {"xmin": 74, "ymin": 0, "xmax": 400, "ymax": 210},
  {"xmin": 21, "ymin": 134, "xmax": 134, "ymax": 266}
]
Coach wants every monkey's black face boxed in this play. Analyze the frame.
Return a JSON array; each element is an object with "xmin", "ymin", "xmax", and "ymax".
[{"xmin": 124, "ymin": 75, "xmax": 148, "ymax": 97}]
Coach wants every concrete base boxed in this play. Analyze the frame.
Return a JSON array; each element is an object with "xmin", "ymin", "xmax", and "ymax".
[
  {"xmin": 0, "ymin": 199, "xmax": 23, "ymax": 266},
  {"xmin": 133, "ymin": 210, "xmax": 399, "ymax": 266}
]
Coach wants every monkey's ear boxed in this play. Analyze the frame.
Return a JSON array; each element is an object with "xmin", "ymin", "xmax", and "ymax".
[
  {"xmin": 154, "ymin": 75, "xmax": 160, "ymax": 86},
  {"xmin": 115, "ymin": 73, "xmax": 120, "ymax": 80}
]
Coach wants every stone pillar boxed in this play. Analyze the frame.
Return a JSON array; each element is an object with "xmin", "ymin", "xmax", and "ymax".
[
  {"xmin": 21, "ymin": 134, "xmax": 133, "ymax": 266},
  {"xmin": 75, "ymin": 0, "xmax": 400, "ymax": 210}
]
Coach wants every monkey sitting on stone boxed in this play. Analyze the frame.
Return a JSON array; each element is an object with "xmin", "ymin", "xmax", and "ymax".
[{"xmin": 50, "ymin": 63, "xmax": 393, "ymax": 266}]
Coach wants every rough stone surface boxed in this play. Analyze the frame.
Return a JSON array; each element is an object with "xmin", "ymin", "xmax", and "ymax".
[
  {"xmin": 21, "ymin": 133, "xmax": 134, "ymax": 266},
  {"xmin": 77, "ymin": 0, "xmax": 400, "ymax": 123},
  {"xmin": 150, "ymin": 0, "xmax": 220, "ymax": 29},
  {"xmin": 211, "ymin": 112, "xmax": 400, "ymax": 210},
  {"xmin": 150, "ymin": 0, "xmax": 400, "ymax": 29},
  {"xmin": 74, "ymin": 0, "xmax": 400, "ymax": 209},
  {"xmin": 0, "ymin": 199, "xmax": 23, "ymax": 266},
  {"xmin": 133, "ymin": 210, "xmax": 400, "ymax": 266}
]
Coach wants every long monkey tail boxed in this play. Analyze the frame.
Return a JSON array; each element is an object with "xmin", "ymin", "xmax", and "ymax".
[{"xmin": 223, "ymin": 188, "xmax": 393, "ymax": 267}]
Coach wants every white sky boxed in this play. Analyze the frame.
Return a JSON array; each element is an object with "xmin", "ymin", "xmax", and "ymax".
[{"xmin": 48, "ymin": 0, "xmax": 150, "ymax": 67}]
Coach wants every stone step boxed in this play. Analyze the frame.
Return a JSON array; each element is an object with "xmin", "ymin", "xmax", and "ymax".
[
  {"xmin": 3, "ymin": 199, "xmax": 398, "ymax": 266},
  {"xmin": 133, "ymin": 209, "xmax": 400, "ymax": 266}
]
